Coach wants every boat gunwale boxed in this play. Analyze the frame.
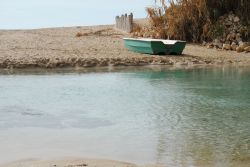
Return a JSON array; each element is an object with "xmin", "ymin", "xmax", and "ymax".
[{"xmin": 123, "ymin": 38, "xmax": 186, "ymax": 45}]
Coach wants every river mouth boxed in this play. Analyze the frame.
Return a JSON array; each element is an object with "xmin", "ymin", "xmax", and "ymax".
[{"xmin": 0, "ymin": 65, "xmax": 249, "ymax": 167}]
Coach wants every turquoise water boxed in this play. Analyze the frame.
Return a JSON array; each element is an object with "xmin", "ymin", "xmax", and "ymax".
[{"xmin": 0, "ymin": 66, "xmax": 249, "ymax": 167}]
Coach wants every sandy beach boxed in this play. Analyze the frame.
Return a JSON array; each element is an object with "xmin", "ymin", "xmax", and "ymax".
[{"xmin": 0, "ymin": 25, "xmax": 250, "ymax": 69}]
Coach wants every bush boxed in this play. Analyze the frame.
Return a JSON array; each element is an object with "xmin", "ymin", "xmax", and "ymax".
[{"xmin": 146, "ymin": 0, "xmax": 250, "ymax": 42}]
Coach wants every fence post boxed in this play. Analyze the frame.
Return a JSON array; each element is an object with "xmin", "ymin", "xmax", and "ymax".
[
  {"xmin": 115, "ymin": 13, "xmax": 133, "ymax": 33},
  {"xmin": 128, "ymin": 13, "xmax": 133, "ymax": 33}
]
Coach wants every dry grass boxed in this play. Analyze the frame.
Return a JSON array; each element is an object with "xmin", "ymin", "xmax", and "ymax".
[
  {"xmin": 146, "ymin": 7, "xmax": 168, "ymax": 38},
  {"xmin": 146, "ymin": 0, "xmax": 210, "ymax": 41},
  {"xmin": 145, "ymin": 0, "xmax": 250, "ymax": 42},
  {"xmin": 75, "ymin": 28, "xmax": 121, "ymax": 38},
  {"xmin": 75, "ymin": 32, "xmax": 88, "ymax": 37}
]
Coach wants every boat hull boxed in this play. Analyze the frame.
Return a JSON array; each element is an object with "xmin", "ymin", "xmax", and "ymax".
[{"xmin": 124, "ymin": 38, "xmax": 186, "ymax": 55}]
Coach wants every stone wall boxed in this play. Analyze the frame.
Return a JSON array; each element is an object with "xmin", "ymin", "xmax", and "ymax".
[{"xmin": 115, "ymin": 13, "xmax": 133, "ymax": 33}]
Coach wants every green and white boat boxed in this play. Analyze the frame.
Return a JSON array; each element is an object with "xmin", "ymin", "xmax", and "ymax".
[{"xmin": 123, "ymin": 38, "xmax": 186, "ymax": 55}]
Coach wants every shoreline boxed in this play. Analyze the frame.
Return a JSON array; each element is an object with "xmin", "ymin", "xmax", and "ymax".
[
  {"xmin": 0, "ymin": 158, "xmax": 164, "ymax": 167},
  {"xmin": 0, "ymin": 25, "xmax": 250, "ymax": 69},
  {"xmin": 1, "ymin": 63, "xmax": 250, "ymax": 74}
]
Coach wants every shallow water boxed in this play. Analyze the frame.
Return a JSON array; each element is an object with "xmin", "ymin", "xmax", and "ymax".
[{"xmin": 0, "ymin": 66, "xmax": 250, "ymax": 167}]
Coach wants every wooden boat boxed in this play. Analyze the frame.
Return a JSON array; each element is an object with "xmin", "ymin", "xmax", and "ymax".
[{"xmin": 123, "ymin": 38, "xmax": 186, "ymax": 55}]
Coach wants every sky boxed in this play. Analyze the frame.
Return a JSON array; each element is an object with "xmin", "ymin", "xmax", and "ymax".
[{"xmin": 0, "ymin": 0, "xmax": 154, "ymax": 29}]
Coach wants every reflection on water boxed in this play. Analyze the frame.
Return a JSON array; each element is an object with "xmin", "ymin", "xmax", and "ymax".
[{"xmin": 0, "ymin": 66, "xmax": 249, "ymax": 167}]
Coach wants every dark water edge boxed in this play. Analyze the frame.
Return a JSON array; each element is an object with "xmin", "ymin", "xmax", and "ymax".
[{"xmin": 0, "ymin": 64, "xmax": 250, "ymax": 75}]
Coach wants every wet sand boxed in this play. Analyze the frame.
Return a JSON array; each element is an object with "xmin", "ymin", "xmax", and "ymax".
[
  {"xmin": 0, "ymin": 25, "xmax": 250, "ymax": 69},
  {"xmin": 0, "ymin": 158, "xmax": 163, "ymax": 167}
]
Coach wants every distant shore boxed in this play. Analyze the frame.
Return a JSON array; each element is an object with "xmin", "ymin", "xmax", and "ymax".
[{"xmin": 0, "ymin": 25, "xmax": 250, "ymax": 69}]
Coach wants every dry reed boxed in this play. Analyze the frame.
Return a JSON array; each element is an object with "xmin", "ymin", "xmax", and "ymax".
[{"xmin": 146, "ymin": 0, "xmax": 250, "ymax": 42}]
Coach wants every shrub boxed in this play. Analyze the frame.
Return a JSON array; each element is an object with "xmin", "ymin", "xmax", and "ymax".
[{"xmin": 147, "ymin": 0, "xmax": 250, "ymax": 42}]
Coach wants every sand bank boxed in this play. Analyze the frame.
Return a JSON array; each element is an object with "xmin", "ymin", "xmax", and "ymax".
[
  {"xmin": 0, "ymin": 25, "xmax": 250, "ymax": 69},
  {"xmin": 0, "ymin": 158, "xmax": 163, "ymax": 167}
]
